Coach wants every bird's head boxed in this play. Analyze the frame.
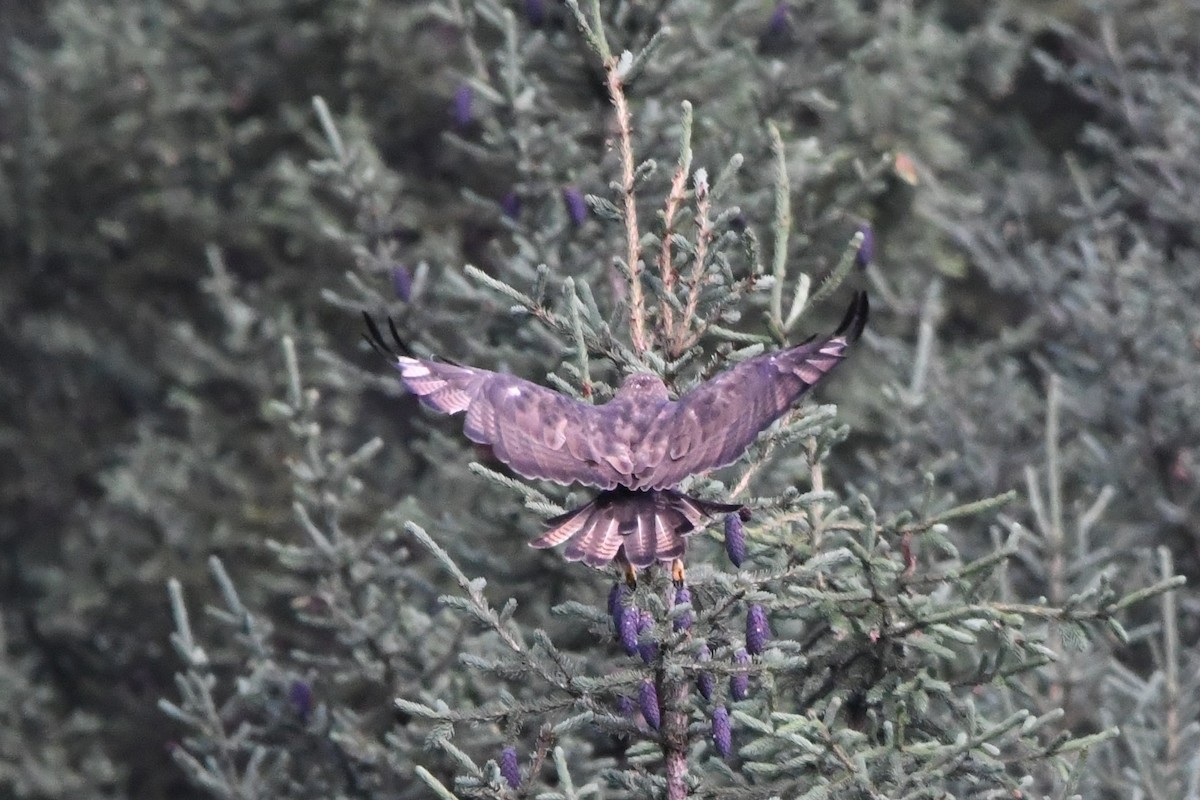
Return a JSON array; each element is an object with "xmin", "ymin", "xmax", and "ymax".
[{"xmin": 616, "ymin": 372, "xmax": 670, "ymax": 403}]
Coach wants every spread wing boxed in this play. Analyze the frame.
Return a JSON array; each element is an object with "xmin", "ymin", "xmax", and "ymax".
[
  {"xmin": 631, "ymin": 292, "xmax": 869, "ymax": 489},
  {"xmin": 363, "ymin": 316, "xmax": 629, "ymax": 488}
]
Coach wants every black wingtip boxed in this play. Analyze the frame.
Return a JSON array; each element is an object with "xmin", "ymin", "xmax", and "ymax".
[
  {"xmin": 361, "ymin": 311, "xmax": 413, "ymax": 359},
  {"xmin": 834, "ymin": 291, "xmax": 869, "ymax": 342}
]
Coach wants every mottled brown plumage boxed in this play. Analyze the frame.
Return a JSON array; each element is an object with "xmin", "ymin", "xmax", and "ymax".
[{"xmin": 366, "ymin": 292, "xmax": 868, "ymax": 570}]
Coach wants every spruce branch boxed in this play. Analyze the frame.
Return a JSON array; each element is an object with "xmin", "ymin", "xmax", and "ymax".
[
  {"xmin": 402, "ymin": 521, "xmax": 597, "ymax": 702},
  {"xmin": 563, "ymin": 277, "xmax": 593, "ymax": 398},
  {"xmin": 656, "ymin": 101, "xmax": 693, "ymax": 349},
  {"xmin": 674, "ymin": 168, "xmax": 717, "ymax": 356},
  {"xmin": 467, "ymin": 462, "xmax": 557, "ymax": 511},
  {"xmin": 562, "ymin": 0, "xmax": 610, "ymax": 60},
  {"xmin": 159, "ymin": 580, "xmax": 289, "ymax": 800},
  {"xmin": 767, "ymin": 121, "xmax": 791, "ymax": 341},
  {"xmin": 312, "ymin": 96, "xmax": 347, "ymax": 165},
  {"xmin": 1158, "ymin": 546, "xmax": 1181, "ymax": 778},
  {"xmin": 416, "ymin": 766, "xmax": 464, "ymax": 800},
  {"xmin": 443, "ymin": 0, "xmax": 489, "ymax": 81},
  {"xmin": 894, "ymin": 279, "xmax": 942, "ymax": 407},
  {"xmin": 564, "ymin": 0, "xmax": 647, "ymax": 354},
  {"xmin": 896, "ymin": 490, "xmax": 1018, "ymax": 535},
  {"xmin": 461, "ymin": 264, "xmax": 642, "ymax": 372},
  {"xmin": 609, "ymin": 58, "xmax": 648, "ymax": 355},
  {"xmin": 804, "ymin": 232, "xmax": 866, "ymax": 318}
]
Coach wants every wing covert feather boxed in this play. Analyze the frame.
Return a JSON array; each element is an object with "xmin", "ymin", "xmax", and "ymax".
[
  {"xmin": 635, "ymin": 292, "xmax": 867, "ymax": 489},
  {"xmin": 395, "ymin": 357, "xmax": 623, "ymax": 488}
]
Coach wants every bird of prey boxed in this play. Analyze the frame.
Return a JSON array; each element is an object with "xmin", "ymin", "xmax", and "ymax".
[{"xmin": 364, "ymin": 292, "xmax": 867, "ymax": 574}]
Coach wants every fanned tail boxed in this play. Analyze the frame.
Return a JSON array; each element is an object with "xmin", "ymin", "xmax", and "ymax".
[{"xmin": 530, "ymin": 488, "xmax": 742, "ymax": 569}]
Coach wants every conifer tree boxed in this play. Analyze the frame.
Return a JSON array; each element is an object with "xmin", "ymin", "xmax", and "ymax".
[
  {"xmin": 155, "ymin": 3, "xmax": 1182, "ymax": 798},
  {"xmin": 4, "ymin": 1, "xmax": 1193, "ymax": 798}
]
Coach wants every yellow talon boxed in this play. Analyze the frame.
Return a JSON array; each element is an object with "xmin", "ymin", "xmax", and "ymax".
[{"xmin": 619, "ymin": 553, "xmax": 638, "ymax": 588}]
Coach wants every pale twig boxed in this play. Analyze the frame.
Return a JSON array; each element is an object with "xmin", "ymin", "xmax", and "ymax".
[
  {"xmin": 673, "ymin": 169, "xmax": 714, "ymax": 356},
  {"xmin": 564, "ymin": 1, "xmax": 646, "ymax": 354},
  {"xmin": 1041, "ymin": 375, "xmax": 1067, "ymax": 706},
  {"xmin": 607, "ymin": 60, "xmax": 648, "ymax": 354},
  {"xmin": 767, "ymin": 122, "xmax": 791, "ymax": 338},
  {"xmin": 1075, "ymin": 485, "xmax": 1114, "ymax": 556},
  {"xmin": 1045, "ymin": 374, "xmax": 1065, "ymax": 565},
  {"xmin": 808, "ymin": 439, "xmax": 827, "ymax": 536},
  {"xmin": 1159, "ymin": 547, "xmax": 1180, "ymax": 779},
  {"xmin": 415, "ymin": 766, "xmax": 463, "ymax": 800},
  {"xmin": 656, "ymin": 101, "xmax": 693, "ymax": 347},
  {"xmin": 905, "ymin": 279, "xmax": 941, "ymax": 404}
]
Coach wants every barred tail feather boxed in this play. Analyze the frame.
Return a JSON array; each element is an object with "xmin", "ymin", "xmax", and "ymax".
[
  {"xmin": 564, "ymin": 514, "xmax": 621, "ymax": 568},
  {"xmin": 530, "ymin": 489, "xmax": 741, "ymax": 569},
  {"xmin": 529, "ymin": 506, "xmax": 589, "ymax": 549},
  {"xmin": 622, "ymin": 512, "xmax": 655, "ymax": 569}
]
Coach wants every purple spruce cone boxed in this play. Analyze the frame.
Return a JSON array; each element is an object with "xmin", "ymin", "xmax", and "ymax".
[
  {"xmin": 758, "ymin": 2, "xmax": 794, "ymax": 52},
  {"xmin": 725, "ymin": 513, "xmax": 746, "ymax": 567},
  {"xmin": 453, "ymin": 84, "xmax": 473, "ymax": 128},
  {"xmin": 389, "ymin": 263, "xmax": 412, "ymax": 302},
  {"xmin": 500, "ymin": 190, "xmax": 521, "ymax": 220},
  {"xmin": 608, "ymin": 583, "xmax": 626, "ymax": 627},
  {"xmin": 730, "ymin": 648, "xmax": 750, "ymax": 701},
  {"xmin": 712, "ymin": 705, "xmax": 732, "ymax": 757},
  {"xmin": 765, "ymin": 3, "xmax": 790, "ymax": 36},
  {"xmin": 619, "ymin": 602, "xmax": 640, "ymax": 656},
  {"xmin": 746, "ymin": 604, "xmax": 770, "ymax": 655},
  {"xmin": 637, "ymin": 610, "xmax": 658, "ymax": 663},
  {"xmin": 673, "ymin": 585, "xmax": 693, "ymax": 632},
  {"xmin": 288, "ymin": 680, "xmax": 313, "ymax": 723},
  {"xmin": 499, "ymin": 746, "xmax": 521, "ymax": 789},
  {"xmin": 855, "ymin": 224, "xmax": 874, "ymax": 268},
  {"xmin": 639, "ymin": 678, "xmax": 661, "ymax": 730},
  {"xmin": 563, "ymin": 187, "xmax": 587, "ymax": 226},
  {"xmin": 696, "ymin": 643, "xmax": 714, "ymax": 701},
  {"xmin": 524, "ymin": 0, "xmax": 545, "ymax": 26}
]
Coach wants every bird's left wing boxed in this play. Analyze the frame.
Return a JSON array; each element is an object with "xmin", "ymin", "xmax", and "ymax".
[
  {"xmin": 364, "ymin": 316, "xmax": 627, "ymax": 489},
  {"xmin": 634, "ymin": 292, "xmax": 868, "ymax": 489}
]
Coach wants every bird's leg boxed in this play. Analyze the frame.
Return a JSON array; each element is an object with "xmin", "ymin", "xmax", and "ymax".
[
  {"xmin": 617, "ymin": 551, "xmax": 638, "ymax": 588},
  {"xmin": 671, "ymin": 558, "xmax": 685, "ymax": 586}
]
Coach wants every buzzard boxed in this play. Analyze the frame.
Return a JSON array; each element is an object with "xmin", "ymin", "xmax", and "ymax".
[{"xmin": 365, "ymin": 292, "xmax": 867, "ymax": 573}]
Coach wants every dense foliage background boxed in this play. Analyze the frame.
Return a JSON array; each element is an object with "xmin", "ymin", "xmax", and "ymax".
[{"xmin": 2, "ymin": 1, "xmax": 1197, "ymax": 798}]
